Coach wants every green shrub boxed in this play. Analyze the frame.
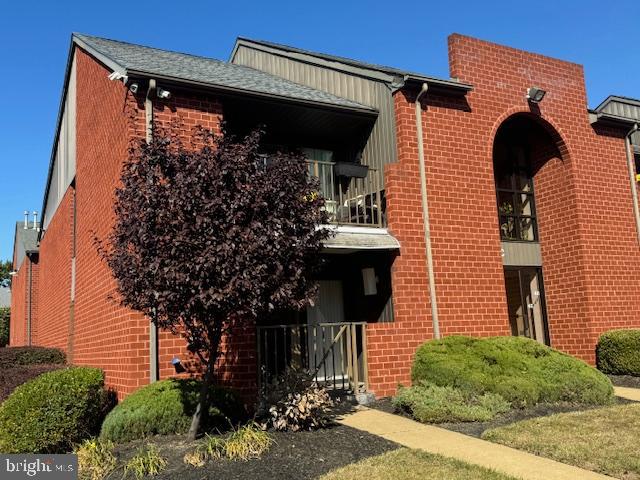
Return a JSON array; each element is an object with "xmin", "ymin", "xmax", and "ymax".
[
  {"xmin": 0, "ymin": 346, "xmax": 66, "ymax": 368},
  {"xmin": 0, "ymin": 363, "xmax": 65, "ymax": 402},
  {"xmin": 100, "ymin": 379, "xmax": 245, "ymax": 443},
  {"xmin": 0, "ymin": 307, "xmax": 9, "ymax": 347},
  {"xmin": 411, "ymin": 336, "xmax": 613, "ymax": 408},
  {"xmin": 0, "ymin": 367, "xmax": 109, "ymax": 453},
  {"xmin": 597, "ymin": 329, "xmax": 640, "ymax": 376},
  {"xmin": 393, "ymin": 383, "xmax": 510, "ymax": 423}
]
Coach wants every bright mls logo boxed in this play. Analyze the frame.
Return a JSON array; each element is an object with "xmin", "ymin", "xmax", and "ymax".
[{"xmin": 1, "ymin": 455, "xmax": 77, "ymax": 479}]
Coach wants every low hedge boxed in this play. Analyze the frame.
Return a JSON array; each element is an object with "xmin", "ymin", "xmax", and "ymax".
[
  {"xmin": 597, "ymin": 330, "xmax": 640, "ymax": 376},
  {"xmin": 393, "ymin": 383, "xmax": 510, "ymax": 423},
  {"xmin": 412, "ymin": 336, "xmax": 613, "ymax": 408},
  {"xmin": 100, "ymin": 379, "xmax": 246, "ymax": 443},
  {"xmin": 0, "ymin": 346, "xmax": 66, "ymax": 368},
  {"xmin": 0, "ymin": 367, "xmax": 110, "ymax": 453},
  {"xmin": 0, "ymin": 364, "xmax": 65, "ymax": 402}
]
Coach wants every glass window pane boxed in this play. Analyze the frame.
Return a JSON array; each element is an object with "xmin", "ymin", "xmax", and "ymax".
[
  {"xmin": 517, "ymin": 194, "xmax": 534, "ymax": 216},
  {"xmin": 500, "ymin": 216, "xmax": 516, "ymax": 240},
  {"xmin": 497, "ymin": 192, "xmax": 515, "ymax": 216},
  {"xmin": 516, "ymin": 170, "xmax": 532, "ymax": 192},
  {"xmin": 518, "ymin": 217, "xmax": 535, "ymax": 241}
]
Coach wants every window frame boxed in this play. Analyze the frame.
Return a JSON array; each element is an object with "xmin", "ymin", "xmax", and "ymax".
[{"xmin": 495, "ymin": 144, "xmax": 539, "ymax": 242}]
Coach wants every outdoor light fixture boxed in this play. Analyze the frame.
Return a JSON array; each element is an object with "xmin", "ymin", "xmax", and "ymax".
[
  {"xmin": 128, "ymin": 82, "xmax": 139, "ymax": 94},
  {"xmin": 9, "ymin": 271, "xmax": 17, "ymax": 276},
  {"xmin": 526, "ymin": 86, "xmax": 546, "ymax": 103},
  {"xmin": 156, "ymin": 87, "xmax": 171, "ymax": 99},
  {"xmin": 171, "ymin": 357, "xmax": 185, "ymax": 374}
]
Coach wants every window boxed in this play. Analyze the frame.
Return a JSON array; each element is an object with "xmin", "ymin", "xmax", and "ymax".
[{"xmin": 494, "ymin": 143, "xmax": 538, "ymax": 242}]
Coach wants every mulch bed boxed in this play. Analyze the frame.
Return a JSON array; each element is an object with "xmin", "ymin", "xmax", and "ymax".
[
  {"xmin": 115, "ymin": 424, "xmax": 399, "ymax": 480},
  {"xmin": 608, "ymin": 374, "xmax": 640, "ymax": 389},
  {"xmin": 369, "ymin": 396, "xmax": 635, "ymax": 438}
]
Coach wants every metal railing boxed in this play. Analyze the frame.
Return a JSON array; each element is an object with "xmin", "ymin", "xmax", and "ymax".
[
  {"xmin": 257, "ymin": 322, "xmax": 369, "ymax": 394},
  {"xmin": 306, "ymin": 160, "xmax": 385, "ymax": 228}
]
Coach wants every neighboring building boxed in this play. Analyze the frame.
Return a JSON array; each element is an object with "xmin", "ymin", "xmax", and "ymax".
[
  {"xmin": 10, "ymin": 33, "xmax": 640, "ymax": 401},
  {"xmin": 9, "ymin": 218, "xmax": 40, "ymax": 346}
]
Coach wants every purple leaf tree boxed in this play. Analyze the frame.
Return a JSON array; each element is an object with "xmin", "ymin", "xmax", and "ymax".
[{"xmin": 102, "ymin": 125, "xmax": 330, "ymax": 439}]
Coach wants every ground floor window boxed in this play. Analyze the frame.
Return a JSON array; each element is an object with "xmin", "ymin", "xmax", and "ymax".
[{"xmin": 503, "ymin": 267, "xmax": 549, "ymax": 345}]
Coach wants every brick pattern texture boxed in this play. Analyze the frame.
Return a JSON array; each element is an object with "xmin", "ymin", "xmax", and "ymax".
[
  {"xmin": 370, "ymin": 33, "xmax": 640, "ymax": 399},
  {"xmin": 12, "ymin": 36, "xmax": 640, "ymax": 402}
]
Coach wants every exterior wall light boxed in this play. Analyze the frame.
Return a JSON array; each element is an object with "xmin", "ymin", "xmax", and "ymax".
[
  {"xmin": 9, "ymin": 270, "xmax": 17, "ymax": 276},
  {"xmin": 526, "ymin": 87, "xmax": 546, "ymax": 103},
  {"xmin": 171, "ymin": 356, "xmax": 185, "ymax": 373},
  {"xmin": 156, "ymin": 87, "xmax": 171, "ymax": 99}
]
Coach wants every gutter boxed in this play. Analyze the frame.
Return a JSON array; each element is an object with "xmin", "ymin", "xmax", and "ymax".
[
  {"xmin": 27, "ymin": 253, "xmax": 33, "ymax": 346},
  {"xmin": 414, "ymin": 83, "xmax": 441, "ymax": 339}
]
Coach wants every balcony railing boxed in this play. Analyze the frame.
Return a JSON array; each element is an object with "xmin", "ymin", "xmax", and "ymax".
[
  {"xmin": 306, "ymin": 160, "xmax": 384, "ymax": 228},
  {"xmin": 257, "ymin": 322, "xmax": 369, "ymax": 394}
]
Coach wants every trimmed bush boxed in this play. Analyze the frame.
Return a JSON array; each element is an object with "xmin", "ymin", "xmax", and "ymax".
[
  {"xmin": 0, "ymin": 307, "xmax": 9, "ymax": 347},
  {"xmin": 412, "ymin": 336, "xmax": 613, "ymax": 408},
  {"xmin": 0, "ymin": 367, "xmax": 109, "ymax": 453},
  {"xmin": 0, "ymin": 363, "xmax": 65, "ymax": 402},
  {"xmin": 100, "ymin": 379, "xmax": 245, "ymax": 443},
  {"xmin": 597, "ymin": 329, "xmax": 640, "ymax": 376},
  {"xmin": 393, "ymin": 383, "xmax": 510, "ymax": 423},
  {"xmin": 0, "ymin": 346, "xmax": 66, "ymax": 368}
]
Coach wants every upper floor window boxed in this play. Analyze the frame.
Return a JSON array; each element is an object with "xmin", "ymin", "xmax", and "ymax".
[{"xmin": 494, "ymin": 142, "xmax": 538, "ymax": 242}]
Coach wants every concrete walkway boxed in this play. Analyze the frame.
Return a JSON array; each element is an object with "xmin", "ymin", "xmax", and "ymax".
[
  {"xmin": 338, "ymin": 407, "xmax": 613, "ymax": 480},
  {"xmin": 614, "ymin": 385, "xmax": 640, "ymax": 402}
]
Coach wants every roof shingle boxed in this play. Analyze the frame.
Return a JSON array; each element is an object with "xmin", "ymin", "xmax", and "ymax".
[{"xmin": 74, "ymin": 34, "xmax": 375, "ymax": 113}]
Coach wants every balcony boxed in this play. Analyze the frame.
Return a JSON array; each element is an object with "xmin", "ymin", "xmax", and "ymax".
[{"xmin": 306, "ymin": 159, "xmax": 385, "ymax": 228}]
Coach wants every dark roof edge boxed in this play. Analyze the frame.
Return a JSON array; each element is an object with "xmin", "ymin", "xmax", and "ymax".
[
  {"xmin": 594, "ymin": 95, "xmax": 640, "ymax": 113},
  {"xmin": 232, "ymin": 37, "xmax": 473, "ymax": 95},
  {"xmin": 126, "ymin": 68, "xmax": 377, "ymax": 115}
]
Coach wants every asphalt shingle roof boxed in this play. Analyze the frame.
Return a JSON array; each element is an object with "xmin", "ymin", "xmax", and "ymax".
[
  {"xmin": 74, "ymin": 34, "xmax": 375, "ymax": 112},
  {"xmin": 15, "ymin": 222, "xmax": 39, "ymax": 253}
]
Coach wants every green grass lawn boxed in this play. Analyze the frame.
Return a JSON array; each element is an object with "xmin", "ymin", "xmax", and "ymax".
[
  {"xmin": 319, "ymin": 448, "xmax": 518, "ymax": 480},
  {"xmin": 482, "ymin": 403, "xmax": 640, "ymax": 479}
]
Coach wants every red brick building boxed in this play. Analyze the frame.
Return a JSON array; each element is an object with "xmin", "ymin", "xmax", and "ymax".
[{"xmin": 10, "ymin": 33, "xmax": 640, "ymax": 400}]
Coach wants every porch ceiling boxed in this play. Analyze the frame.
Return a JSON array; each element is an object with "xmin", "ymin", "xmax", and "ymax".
[{"xmin": 322, "ymin": 226, "xmax": 400, "ymax": 252}]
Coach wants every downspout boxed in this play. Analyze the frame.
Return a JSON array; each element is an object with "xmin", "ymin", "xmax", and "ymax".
[
  {"xmin": 414, "ymin": 83, "xmax": 441, "ymax": 339},
  {"xmin": 625, "ymin": 123, "xmax": 640, "ymax": 246},
  {"xmin": 145, "ymin": 78, "xmax": 159, "ymax": 382},
  {"xmin": 27, "ymin": 255, "xmax": 33, "ymax": 346}
]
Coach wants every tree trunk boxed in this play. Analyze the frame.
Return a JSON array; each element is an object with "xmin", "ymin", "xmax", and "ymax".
[{"xmin": 187, "ymin": 330, "xmax": 222, "ymax": 440}]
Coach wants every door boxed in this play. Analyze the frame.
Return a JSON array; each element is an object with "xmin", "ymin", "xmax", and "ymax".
[
  {"xmin": 307, "ymin": 280, "xmax": 345, "ymax": 383},
  {"xmin": 503, "ymin": 267, "xmax": 549, "ymax": 345}
]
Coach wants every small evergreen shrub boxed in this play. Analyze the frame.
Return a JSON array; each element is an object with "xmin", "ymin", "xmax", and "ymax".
[
  {"xmin": 0, "ymin": 363, "xmax": 64, "ymax": 402},
  {"xmin": 0, "ymin": 307, "xmax": 9, "ymax": 347},
  {"xmin": 393, "ymin": 383, "xmax": 510, "ymax": 423},
  {"xmin": 0, "ymin": 346, "xmax": 66, "ymax": 368},
  {"xmin": 0, "ymin": 367, "xmax": 109, "ymax": 453},
  {"xmin": 597, "ymin": 329, "xmax": 640, "ymax": 376},
  {"xmin": 411, "ymin": 336, "xmax": 613, "ymax": 408},
  {"xmin": 100, "ymin": 379, "xmax": 245, "ymax": 443}
]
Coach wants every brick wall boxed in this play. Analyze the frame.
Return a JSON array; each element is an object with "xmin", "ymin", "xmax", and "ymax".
[
  {"xmin": 9, "ymin": 254, "xmax": 38, "ymax": 346},
  {"xmin": 34, "ymin": 47, "xmax": 257, "ymax": 401},
  {"xmin": 367, "ymin": 34, "xmax": 640, "ymax": 397}
]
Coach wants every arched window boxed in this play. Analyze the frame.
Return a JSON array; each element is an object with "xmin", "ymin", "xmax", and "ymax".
[{"xmin": 494, "ymin": 126, "xmax": 538, "ymax": 242}]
